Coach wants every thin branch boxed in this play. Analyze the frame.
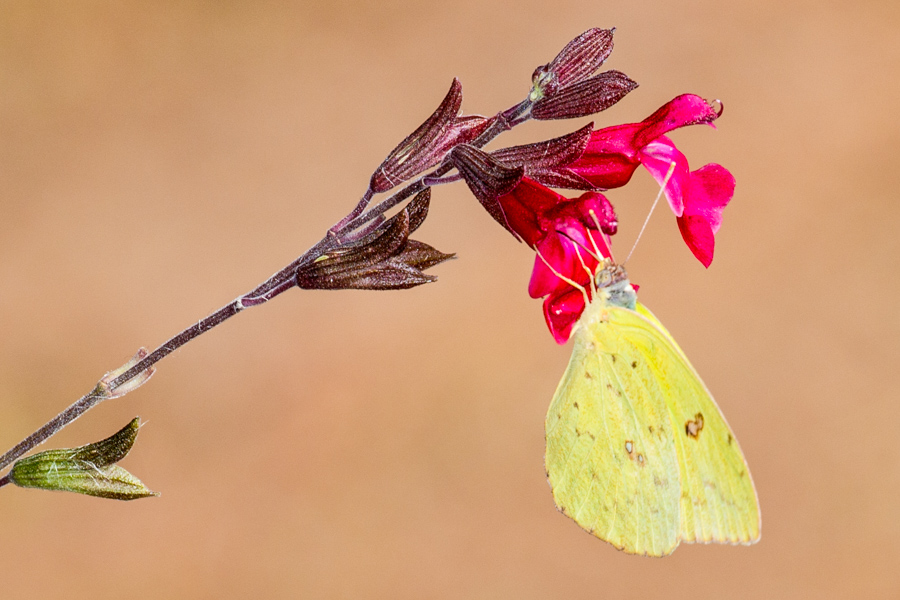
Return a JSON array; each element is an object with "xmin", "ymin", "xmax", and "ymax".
[{"xmin": 0, "ymin": 92, "xmax": 535, "ymax": 478}]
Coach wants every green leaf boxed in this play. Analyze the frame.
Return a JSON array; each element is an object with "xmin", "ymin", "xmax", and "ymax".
[{"xmin": 9, "ymin": 417, "xmax": 157, "ymax": 501}]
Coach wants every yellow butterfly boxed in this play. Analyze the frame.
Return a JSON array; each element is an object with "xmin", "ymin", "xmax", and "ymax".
[{"xmin": 544, "ymin": 260, "xmax": 760, "ymax": 556}]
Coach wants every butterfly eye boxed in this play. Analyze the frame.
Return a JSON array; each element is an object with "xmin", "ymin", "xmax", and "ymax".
[{"xmin": 594, "ymin": 269, "xmax": 612, "ymax": 288}]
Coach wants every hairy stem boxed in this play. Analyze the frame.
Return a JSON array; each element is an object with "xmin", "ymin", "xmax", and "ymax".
[{"xmin": 0, "ymin": 95, "xmax": 534, "ymax": 477}]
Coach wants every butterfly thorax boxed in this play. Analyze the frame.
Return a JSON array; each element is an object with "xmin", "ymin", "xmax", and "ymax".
[
  {"xmin": 593, "ymin": 261, "xmax": 637, "ymax": 310},
  {"xmin": 576, "ymin": 262, "xmax": 638, "ymax": 333}
]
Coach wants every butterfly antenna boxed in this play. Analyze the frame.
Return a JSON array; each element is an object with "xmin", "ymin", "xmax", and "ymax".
[
  {"xmin": 624, "ymin": 160, "xmax": 676, "ymax": 266},
  {"xmin": 535, "ymin": 247, "xmax": 591, "ymax": 307}
]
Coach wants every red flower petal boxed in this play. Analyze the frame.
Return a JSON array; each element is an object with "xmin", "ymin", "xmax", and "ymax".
[
  {"xmin": 541, "ymin": 191, "xmax": 617, "ymax": 235},
  {"xmin": 638, "ymin": 144, "xmax": 734, "ymax": 267},
  {"xmin": 677, "ymin": 214, "xmax": 715, "ymax": 268},
  {"xmin": 542, "ymin": 287, "xmax": 587, "ymax": 344},
  {"xmin": 528, "ymin": 222, "xmax": 599, "ymax": 298},
  {"xmin": 567, "ymin": 128, "xmax": 642, "ymax": 189},
  {"xmin": 682, "ymin": 163, "xmax": 735, "ymax": 234},
  {"xmin": 637, "ymin": 138, "xmax": 691, "ymax": 217},
  {"xmin": 631, "ymin": 94, "xmax": 720, "ymax": 150},
  {"xmin": 566, "ymin": 94, "xmax": 720, "ymax": 190},
  {"xmin": 496, "ymin": 178, "xmax": 565, "ymax": 245},
  {"xmin": 528, "ymin": 231, "xmax": 576, "ymax": 299}
]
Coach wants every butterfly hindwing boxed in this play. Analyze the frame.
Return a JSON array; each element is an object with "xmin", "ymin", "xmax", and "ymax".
[{"xmin": 629, "ymin": 303, "xmax": 760, "ymax": 546}]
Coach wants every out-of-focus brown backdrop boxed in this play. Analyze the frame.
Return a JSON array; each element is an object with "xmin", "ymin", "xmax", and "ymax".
[{"xmin": 1, "ymin": 2, "xmax": 898, "ymax": 598}]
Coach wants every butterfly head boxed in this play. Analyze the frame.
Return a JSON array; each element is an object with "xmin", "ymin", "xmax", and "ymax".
[{"xmin": 593, "ymin": 259, "xmax": 637, "ymax": 310}]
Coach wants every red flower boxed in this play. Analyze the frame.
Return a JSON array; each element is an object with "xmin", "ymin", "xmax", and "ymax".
[
  {"xmin": 496, "ymin": 180, "xmax": 616, "ymax": 343},
  {"xmin": 637, "ymin": 139, "xmax": 735, "ymax": 267},
  {"xmin": 566, "ymin": 94, "xmax": 735, "ymax": 267},
  {"xmin": 468, "ymin": 95, "xmax": 736, "ymax": 342}
]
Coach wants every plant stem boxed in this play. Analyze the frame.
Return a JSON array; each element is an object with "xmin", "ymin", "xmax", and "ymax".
[{"xmin": 0, "ymin": 95, "xmax": 534, "ymax": 477}]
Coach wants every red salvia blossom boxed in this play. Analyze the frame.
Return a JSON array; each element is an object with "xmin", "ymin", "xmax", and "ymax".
[
  {"xmin": 493, "ymin": 180, "xmax": 617, "ymax": 342},
  {"xmin": 564, "ymin": 94, "xmax": 735, "ymax": 267},
  {"xmin": 636, "ymin": 142, "xmax": 734, "ymax": 268},
  {"xmin": 490, "ymin": 95, "xmax": 735, "ymax": 271},
  {"xmin": 486, "ymin": 95, "xmax": 736, "ymax": 342},
  {"xmin": 492, "ymin": 178, "xmax": 615, "ymax": 246}
]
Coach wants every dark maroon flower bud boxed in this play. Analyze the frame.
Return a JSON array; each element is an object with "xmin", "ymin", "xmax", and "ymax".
[
  {"xmin": 370, "ymin": 79, "xmax": 461, "ymax": 194},
  {"xmin": 369, "ymin": 80, "xmax": 493, "ymax": 194},
  {"xmin": 532, "ymin": 70, "xmax": 637, "ymax": 120},
  {"xmin": 544, "ymin": 28, "xmax": 615, "ymax": 90},
  {"xmin": 531, "ymin": 28, "xmax": 616, "ymax": 102},
  {"xmin": 449, "ymin": 144, "xmax": 525, "ymax": 235},
  {"xmin": 395, "ymin": 239, "xmax": 452, "ymax": 272},
  {"xmin": 296, "ymin": 189, "xmax": 454, "ymax": 290},
  {"xmin": 491, "ymin": 124, "xmax": 594, "ymax": 189}
]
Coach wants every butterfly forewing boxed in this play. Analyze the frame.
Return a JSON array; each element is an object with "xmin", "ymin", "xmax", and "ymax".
[{"xmin": 545, "ymin": 302, "xmax": 682, "ymax": 556}]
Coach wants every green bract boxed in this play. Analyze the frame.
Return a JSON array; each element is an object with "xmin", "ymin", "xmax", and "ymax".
[{"xmin": 9, "ymin": 418, "xmax": 157, "ymax": 501}]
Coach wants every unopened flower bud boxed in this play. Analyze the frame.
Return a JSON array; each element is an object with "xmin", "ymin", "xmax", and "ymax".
[
  {"xmin": 296, "ymin": 189, "xmax": 454, "ymax": 290},
  {"xmin": 532, "ymin": 71, "xmax": 637, "ymax": 120},
  {"xmin": 530, "ymin": 28, "xmax": 616, "ymax": 101},
  {"xmin": 369, "ymin": 80, "xmax": 493, "ymax": 194}
]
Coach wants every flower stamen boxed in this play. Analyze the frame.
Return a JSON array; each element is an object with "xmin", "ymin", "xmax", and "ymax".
[
  {"xmin": 570, "ymin": 240, "xmax": 597, "ymax": 300},
  {"xmin": 535, "ymin": 246, "xmax": 591, "ymax": 308}
]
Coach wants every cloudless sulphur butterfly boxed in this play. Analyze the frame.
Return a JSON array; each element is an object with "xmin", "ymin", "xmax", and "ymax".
[{"xmin": 544, "ymin": 260, "xmax": 760, "ymax": 556}]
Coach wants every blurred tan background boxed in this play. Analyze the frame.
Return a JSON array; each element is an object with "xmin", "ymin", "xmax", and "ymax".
[{"xmin": 1, "ymin": 1, "xmax": 898, "ymax": 598}]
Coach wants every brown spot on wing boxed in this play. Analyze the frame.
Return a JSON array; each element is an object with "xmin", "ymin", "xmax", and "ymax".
[
  {"xmin": 631, "ymin": 361, "xmax": 637, "ymax": 369},
  {"xmin": 624, "ymin": 441, "xmax": 645, "ymax": 466},
  {"xmin": 685, "ymin": 412, "xmax": 705, "ymax": 438},
  {"xmin": 575, "ymin": 427, "xmax": 596, "ymax": 441}
]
